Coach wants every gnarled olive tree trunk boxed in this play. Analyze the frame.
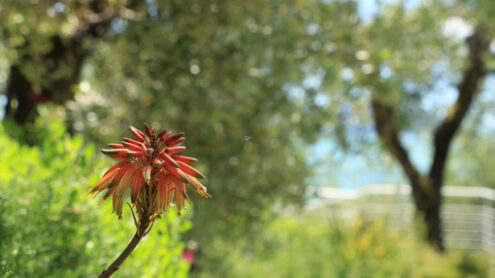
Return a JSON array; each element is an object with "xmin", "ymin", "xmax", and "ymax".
[{"xmin": 371, "ymin": 29, "xmax": 488, "ymax": 251}]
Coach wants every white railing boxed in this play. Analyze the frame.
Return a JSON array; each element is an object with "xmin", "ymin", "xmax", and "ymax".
[{"xmin": 308, "ymin": 184, "xmax": 495, "ymax": 255}]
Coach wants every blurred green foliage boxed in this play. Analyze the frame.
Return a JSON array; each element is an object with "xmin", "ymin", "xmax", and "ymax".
[
  {"xmin": 65, "ymin": 0, "xmax": 333, "ymax": 263},
  {"xmin": 0, "ymin": 120, "xmax": 190, "ymax": 278},
  {"xmin": 447, "ymin": 105, "xmax": 495, "ymax": 188},
  {"xmin": 212, "ymin": 216, "xmax": 493, "ymax": 278}
]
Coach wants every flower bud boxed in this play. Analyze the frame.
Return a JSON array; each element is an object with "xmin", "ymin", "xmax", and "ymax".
[
  {"xmin": 129, "ymin": 126, "xmax": 146, "ymax": 142},
  {"xmin": 166, "ymin": 146, "xmax": 186, "ymax": 154},
  {"xmin": 144, "ymin": 123, "xmax": 154, "ymax": 137}
]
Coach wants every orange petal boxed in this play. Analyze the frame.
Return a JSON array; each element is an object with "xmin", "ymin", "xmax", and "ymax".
[
  {"xmin": 165, "ymin": 146, "xmax": 186, "ymax": 154},
  {"xmin": 117, "ymin": 164, "xmax": 137, "ymax": 197},
  {"xmin": 101, "ymin": 149, "xmax": 138, "ymax": 159},
  {"xmin": 123, "ymin": 138, "xmax": 142, "ymax": 145},
  {"xmin": 123, "ymin": 138, "xmax": 147, "ymax": 153},
  {"xmin": 122, "ymin": 141, "xmax": 142, "ymax": 151},
  {"xmin": 112, "ymin": 194, "xmax": 124, "ymax": 219},
  {"xmin": 163, "ymin": 162, "xmax": 189, "ymax": 183},
  {"xmin": 157, "ymin": 174, "xmax": 171, "ymax": 210},
  {"xmin": 91, "ymin": 167, "xmax": 120, "ymax": 194},
  {"xmin": 168, "ymin": 172, "xmax": 184, "ymax": 187},
  {"xmin": 102, "ymin": 160, "xmax": 129, "ymax": 177},
  {"xmin": 166, "ymin": 177, "xmax": 175, "ymax": 208},
  {"xmin": 108, "ymin": 143, "xmax": 125, "ymax": 149},
  {"xmin": 130, "ymin": 168, "xmax": 143, "ymax": 203},
  {"xmin": 187, "ymin": 176, "xmax": 211, "ymax": 198},
  {"xmin": 103, "ymin": 163, "xmax": 133, "ymax": 199},
  {"xmin": 178, "ymin": 161, "xmax": 205, "ymax": 179},
  {"xmin": 175, "ymin": 183, "xmax": 188, "ymax": 214},
  {"xmin": 172, "ymin": 155, "xmax": 197, "ymax": 163},
  {"xmin": 160, "ymin": 152, "xmax": 179, "ymax": 168}
]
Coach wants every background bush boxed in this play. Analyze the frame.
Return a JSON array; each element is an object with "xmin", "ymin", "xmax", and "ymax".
[{"xmin": 213, "ymin": 216, "xmax": 492, "ymax": 278}]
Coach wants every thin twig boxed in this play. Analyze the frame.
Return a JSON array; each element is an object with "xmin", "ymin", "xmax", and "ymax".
[{"xmin": 127, "ymin": 202, "xmax": 138, "ymax": 228}]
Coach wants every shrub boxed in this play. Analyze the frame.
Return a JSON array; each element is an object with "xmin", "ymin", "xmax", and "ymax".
[{"xmin": 205, "ymin": 216, "xmax": 492, "ymax": 278}]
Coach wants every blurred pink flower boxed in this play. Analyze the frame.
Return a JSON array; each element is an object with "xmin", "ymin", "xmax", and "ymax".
[{"xmin": 182, "ymin": 249, "xmax": 196, "ymax": 264}]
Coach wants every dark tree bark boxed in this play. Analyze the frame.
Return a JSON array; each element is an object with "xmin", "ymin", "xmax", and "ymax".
[
  {"xmin": 371, "ymin": 29, "xmax": 489, "ymax": 251},
  {"xmin": 6, "ymin": 66, "xmax": 35, "ymax": 124},
  {"xmin": 6, "ymin": 36, "xmax": 86, "ymax": 125}
]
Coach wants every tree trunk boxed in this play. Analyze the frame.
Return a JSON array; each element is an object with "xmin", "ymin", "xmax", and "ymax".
[
  {"xmin": 4, "ymin": 35, "xmax": 86, "ymax": 126},
  {"xmin": 5, "ymin": 66, "xmax": 37, "ymax": 124},
  {"xmin": 410, "ymin": 180, "xmax": 444, "ymax": 251},
  {"xmin": 423, "ymin": 194, "xmax": 444, "ymax": 251},
  {"xmin": 370, "ymin": 28, "xmax": 488, "ymax": 252}
]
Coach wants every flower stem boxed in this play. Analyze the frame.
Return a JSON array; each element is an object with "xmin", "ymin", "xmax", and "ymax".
[{"xmin": 98, "ymin": 217, "xmax": 150, "ymax": 278}]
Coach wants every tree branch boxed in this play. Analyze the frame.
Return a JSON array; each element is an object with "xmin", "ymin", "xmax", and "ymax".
[
  {"xmin": 371, "ymin": 99, "xmax": 421, "ymax": 186},
  {"xmin": 429, "ymin": 28, "xmax": 489, "ymax": 186}
]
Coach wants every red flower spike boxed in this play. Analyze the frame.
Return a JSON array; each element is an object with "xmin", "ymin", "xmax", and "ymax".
[
  {"xmin": 129, "ymin": 126, "xmax": 146, "ymax": 142},
  {"xmin": 91, "ymin": 124, "xmax": 210, "ymax": 221},
  {"xmin": 165, "ymin": 146, "xmax": 186, "ymax": 154},
  {"xmin": 91, "ymin": 125, "xmax": 212, "ymax": 277}
]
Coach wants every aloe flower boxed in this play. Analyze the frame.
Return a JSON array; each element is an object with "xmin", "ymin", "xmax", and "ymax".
[{"xmin": 91, "ymin": 124, "xmax": 210, "ymax": 278}]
